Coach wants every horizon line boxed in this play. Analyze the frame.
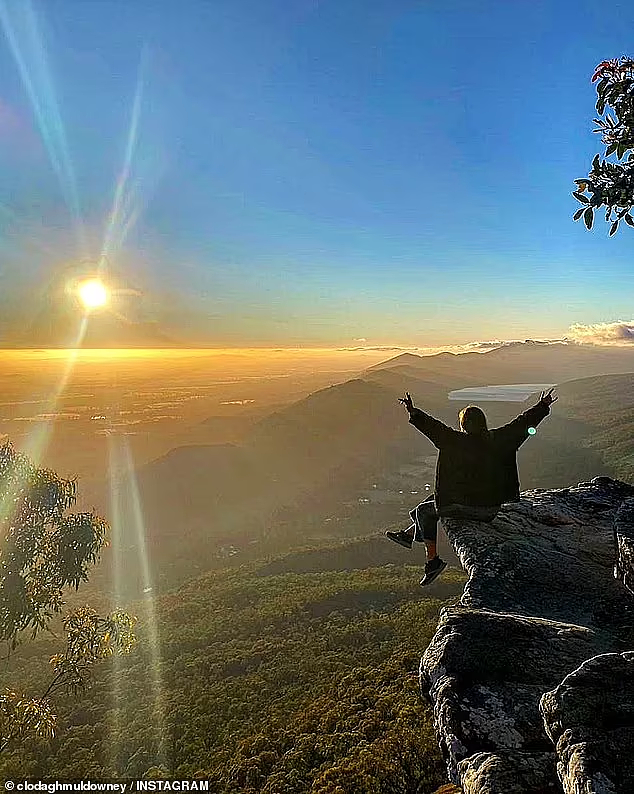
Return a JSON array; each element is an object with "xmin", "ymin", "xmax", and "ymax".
[{"xmin": 0, "ymin": 339, "xmax": 631, "ymax": 357}]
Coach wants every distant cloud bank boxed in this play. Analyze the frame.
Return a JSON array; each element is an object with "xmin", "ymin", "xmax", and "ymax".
[
  {"xmin": 566, "ymin": 321, "xmax": 634, "ymax": 345},
  {"xmin": 339, "ymin": 338, "xmax": 566, "ymax": 355},
  {"xmin": 340, "ymin": 328, "xmax": 634, "ymax": 356}
]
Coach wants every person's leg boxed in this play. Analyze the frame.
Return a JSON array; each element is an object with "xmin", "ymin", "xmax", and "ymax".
[
  {"xmin": 414, "ymin": 499, "xmax": 440, "ymax": 560},
  {"xmin": 417, "ymin": 499, "xmax": 447, "ymax": 586},
  {"xmin": 386, "ymin": 494, "xmax": 437, "ymax": 551}
]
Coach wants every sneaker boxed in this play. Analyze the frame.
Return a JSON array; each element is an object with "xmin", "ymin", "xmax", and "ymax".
[
  {"xmin": 419, "ymin": 556, "xmax": 447, "ymax": 586},
  {"xmin": 385, "ymin": 530, "xmax": 413, "ymax": 549}
]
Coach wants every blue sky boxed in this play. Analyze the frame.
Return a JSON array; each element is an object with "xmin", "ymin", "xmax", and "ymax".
[{"xmin": 0, "ymin": 0, "xmax": 633, "ymax": 347}]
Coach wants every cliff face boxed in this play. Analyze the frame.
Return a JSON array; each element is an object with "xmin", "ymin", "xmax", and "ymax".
[{"xmin": 421, "ymin": 477, "xmax": 634, "ymax": 794}]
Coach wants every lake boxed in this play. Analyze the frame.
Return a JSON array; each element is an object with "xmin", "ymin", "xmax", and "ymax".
[{"xmin": 448, "ymin": 383, "xmax": 556, "ymax": 402}]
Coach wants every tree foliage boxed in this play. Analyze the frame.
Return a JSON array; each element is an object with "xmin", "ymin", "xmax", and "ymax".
[
  {"xmin": 573, "ymin": 57, "xmax": 634, "ymax": 234},
  {"xmin": 0, "ymin": 440, "xmax": 136, "ymax": 753},
  {"xmin": 0, "ymin": 555, "xmax": 466, "ymax": 786}
]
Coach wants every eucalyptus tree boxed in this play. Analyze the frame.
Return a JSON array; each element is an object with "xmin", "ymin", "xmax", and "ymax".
[
  {"xmin": 573, "ymin": 57, "xmax": 634, "ymax": 234},
  {"xmin": 0, "ymin": 441, "xmax": 135, "ymax": 752}
]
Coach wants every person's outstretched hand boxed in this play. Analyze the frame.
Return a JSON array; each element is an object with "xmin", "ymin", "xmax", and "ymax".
[
  {"xmin": 540, "ymin": 387, "xmax": 558, "ymax": 406},
  {"xmin": 399, "ymin": 392, "xmax": 415, "ymax": 413}
]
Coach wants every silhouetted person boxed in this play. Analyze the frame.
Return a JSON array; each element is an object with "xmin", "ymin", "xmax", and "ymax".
[{"xmin": 387, "ymin": 388, "xmax": 558, "ymax": 586}]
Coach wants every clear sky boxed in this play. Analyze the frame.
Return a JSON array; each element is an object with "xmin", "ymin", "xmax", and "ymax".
[{"xmin": 0, "ymin": 0, "xmax": 633, "ymax": 349}]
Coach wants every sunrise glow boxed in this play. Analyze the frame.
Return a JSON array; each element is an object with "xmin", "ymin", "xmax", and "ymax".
[{"xmin": 77, "ymin": 278, "xmax": 109, "ymax": 310}]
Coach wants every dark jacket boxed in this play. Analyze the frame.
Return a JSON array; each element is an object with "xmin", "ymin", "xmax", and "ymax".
[{"xmin": 408, "ymin": 399, "xmax": 550, "ymax": 514}]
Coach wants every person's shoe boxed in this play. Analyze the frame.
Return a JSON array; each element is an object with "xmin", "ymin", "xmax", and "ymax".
[
  {"xmin": 385, "ymin": 530, "xmax": 413, "ymax": 549},
  {"xmin": 420, "ymin": 556, "xmax": 447, "ymax": 586}
]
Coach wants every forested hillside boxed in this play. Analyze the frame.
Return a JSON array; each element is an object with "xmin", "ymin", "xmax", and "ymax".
[
  {"xmin": 554, "ymin": 373, "xmax": 634, "ymax": 481},
  {"xmin": 0, "ymin": 547, "xmax": 466, "ymax": 791}
]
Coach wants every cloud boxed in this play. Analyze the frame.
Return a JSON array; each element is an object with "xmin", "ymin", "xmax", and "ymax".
[
  {"xmin": 337, "ymin": 338, "xmax": 567, "ymax": 355},
  {"xmin": 565, "ymin": 321, "xmax": 634, "ymax": 345},
  {"xmin": 338, "ymin": 346, "xmax": 420, "ymax": 352},
  {"xmin": 466, "ymin": 338, "xmax": 564, "ymax": 350}
]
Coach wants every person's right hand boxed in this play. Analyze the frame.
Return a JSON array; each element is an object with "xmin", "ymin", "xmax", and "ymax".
[
  {"xmin": 399, "ymin": 392, "xmax": 415, "ymax": 413},
  {"xmin": 540, "ymin": 387, "xmax": 558, "ymax": 406}
]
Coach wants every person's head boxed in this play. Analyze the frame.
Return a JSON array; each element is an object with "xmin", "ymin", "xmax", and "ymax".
[{"xmin": 459, "ymin": 405, "xmax": 488, "ymax": 434}]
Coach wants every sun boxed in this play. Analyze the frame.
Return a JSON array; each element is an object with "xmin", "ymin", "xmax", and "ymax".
[{"xmin": 77, "ymin": 278, "xmax": 109, "ymax": 310}]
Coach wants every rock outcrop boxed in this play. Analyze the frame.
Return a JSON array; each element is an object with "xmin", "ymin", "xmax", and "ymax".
[
  {"xmin": 541, "ymin": 651, "xmax": 634, "ymax": 794},
  {"xmin": 615, "ymin": 496, "xmax": 634, "ymax": 595},
  {"xmin": 420, "ymin": 477, "xmax": 634, "ymax": 794}
]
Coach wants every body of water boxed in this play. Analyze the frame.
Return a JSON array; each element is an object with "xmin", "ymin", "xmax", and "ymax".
[{"xmin": 448, "ymin": 383, "xmax": 555, "ymax": 401}]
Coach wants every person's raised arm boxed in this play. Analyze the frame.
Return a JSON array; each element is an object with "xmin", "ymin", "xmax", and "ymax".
[
  {"xmin": 399, "ymin": 392, "xmax": 454, "ymax": 449},
  {"xmin": 498, "ymin": 388, "xmax": 558, "ymax": 449}
]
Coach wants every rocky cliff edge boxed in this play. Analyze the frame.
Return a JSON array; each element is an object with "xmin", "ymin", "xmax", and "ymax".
[{"xmin": 421, "ymin": 476, "xmax": 634, "ymax": 794}]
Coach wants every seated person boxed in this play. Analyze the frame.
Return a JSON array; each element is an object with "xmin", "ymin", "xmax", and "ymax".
[{"xmin": 387, "ymin": 389, "xmax": 557, "ymax": 586}]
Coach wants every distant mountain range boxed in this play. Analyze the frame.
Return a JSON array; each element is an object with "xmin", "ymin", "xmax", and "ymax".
[
  {"xmin": 367, "ymin": 343, "xmax": 634, "ymax": 386},
  {"xmin": 82, "ymin": 342, "xmax": 634, "ymax": 596}
]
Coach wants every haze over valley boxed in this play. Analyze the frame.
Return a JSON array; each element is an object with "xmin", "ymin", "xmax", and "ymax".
[
  {"xmin": 3, "ymin": 342, "xmax": 632, "ymax": 598},
  {"xmin": 3, "ymin": 339, "xmax": 634, "ymax": 784}
]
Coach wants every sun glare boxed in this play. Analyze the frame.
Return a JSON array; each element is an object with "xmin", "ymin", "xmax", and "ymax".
[{"xmin": 78, "ymin": 278, "xmax": 109, "ymax": 310}]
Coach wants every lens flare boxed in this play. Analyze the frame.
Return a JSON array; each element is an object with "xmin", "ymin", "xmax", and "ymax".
[
  {"xmin": 0, "ymin": 0, "xmax": 87, "ymax": 257},
  {"xmin": 106, "ymin": 435, "xmax": 125, "ymax": 770},
  {"xmin": 124, "ymin": 437, "xmax": 167, "ymax": 768},
  {"xmin": 104, "ymin": 431, "xmax": 167, "ymax": 771},
  {"xmin": 1, "ymin": 322, "xmax": 87, "ymax": 539},
  {"xmin": 78, "ymin": 278, "xmax": 109, "ymax": 310},
  {"xmin": 101, "ymin": 47, "xmax": 148, "ymax": 262}
]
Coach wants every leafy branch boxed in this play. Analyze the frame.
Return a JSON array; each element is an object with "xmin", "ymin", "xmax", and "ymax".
[
  {"xmin": 573, "ymin": 57, "xmax": 634, "ymax": 234},
  {"xmin": 0, "ymin": 440, "xmax": 137, "ymax": 753}
]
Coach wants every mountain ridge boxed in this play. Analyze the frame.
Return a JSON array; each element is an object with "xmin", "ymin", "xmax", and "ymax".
[{"xmin": 82, "ymin": 345, "xmax": 633, "ymax": 596}]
